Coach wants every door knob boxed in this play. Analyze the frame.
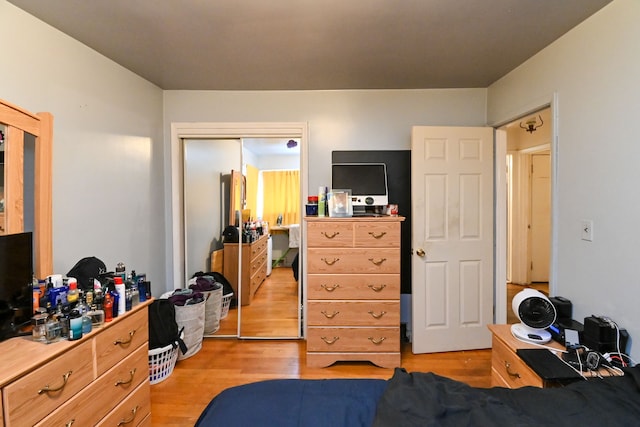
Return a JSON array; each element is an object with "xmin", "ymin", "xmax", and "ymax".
[{"xmin": 416, "ymin": 248, "xmax": 426, "ymax": 257}]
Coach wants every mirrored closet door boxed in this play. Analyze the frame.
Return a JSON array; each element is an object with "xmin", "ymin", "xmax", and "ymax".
[{"xmin": 182, "ymin": 137, "xmax": 301, "ymax": 338}]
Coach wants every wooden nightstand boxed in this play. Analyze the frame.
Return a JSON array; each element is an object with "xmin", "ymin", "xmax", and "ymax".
[{"xmin": 488, "ymin": 324, "xmax": 567, "ymax": 388}]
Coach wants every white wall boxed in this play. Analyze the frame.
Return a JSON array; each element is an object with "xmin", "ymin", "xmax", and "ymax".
[
  {"xmin": 163, "ymin": 89, "xmax": 487, "ymax": 289},
  {"xmin": 488, "ymin": 0, "xmax": 640, "ymax": 359},
  {"xmin": 0, "ymin": 2, "xmax": 165, "ymax": 287}
]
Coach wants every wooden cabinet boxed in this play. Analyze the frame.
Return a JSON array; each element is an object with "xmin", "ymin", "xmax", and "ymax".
[
  {"xmin": 0, "ymin": 301, "xmax": 151, "ymax": 426},
  {"xmin": 224, "ymin": 233, "xmax": 268, "ymax": 305},
  {"xmin": 489, "ymin": 324, "xmax": 548, "ymax": 388},
  {"xmin": 305, "ymin": 216, "xmax": 404, "ymax": 368}
]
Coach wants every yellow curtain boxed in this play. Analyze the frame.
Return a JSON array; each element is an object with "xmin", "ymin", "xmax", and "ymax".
[
  {"xmin": 244, "ymin": 164, "xmax": 259, "ymax": 219},
  {"xmin": 262, "ymin": 170, "xmax": 300, "ymax": 226}
]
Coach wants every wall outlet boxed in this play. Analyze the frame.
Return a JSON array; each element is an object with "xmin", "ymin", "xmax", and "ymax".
[{"xmin": 581, "ymin": 220, "xmax": 593, "ymax": 242}]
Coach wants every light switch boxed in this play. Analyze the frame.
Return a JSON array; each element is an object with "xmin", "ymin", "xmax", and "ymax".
[{"xmin": 581, "ymin": 220, "xmax": 593, "ymax": 242}]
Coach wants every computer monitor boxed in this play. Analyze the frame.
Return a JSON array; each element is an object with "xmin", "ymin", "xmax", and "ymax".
[{"xmin": 331, "ymin": 163, "xmax": 389, "ymax": 207}]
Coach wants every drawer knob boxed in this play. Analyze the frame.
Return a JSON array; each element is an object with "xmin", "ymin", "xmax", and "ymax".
[
  {"xmin": 117, "ymin": 405, "xmax": 139, "ymax": 426},
  {"xmin": 367, "ymin": 284, "xmax": 386, "ymax": 292},
  {"xmin": 65, "ymin": 420, "xmax": 76, "ymax": 427},
  {"xmin": 321, "ymin": 231, "xmax": 340, "ymax": 239},
  {"xmin": 321, "ymin": 284, "xmax": 340, "ymax": 292},
  {"xmin": 368, "ymin": 231, "xmax": 387, "ymax": 239},
  {"xmin": 368, "ymin": 310, "xmax": 387, "ymax": 319},
  {"xmin": 320, "ymin": 336, "xmax": 340, "ymax": 344},
  {"xmin": 38, "ymin": 370, "xmax": 73, "ymax": 394},
  {"xmin": 321, "ymin": 257, "xmax": 340, "ymax": 266},
  {"xmin": 504, "ymin": 361, "xmax": 521, "ymax": 379},
  {"xmin": 368, "ymin": 257, "xmax": 387, "ymax": 266},
  {"xmin": 114, "ymin": 330, "xmax": 136, "ymax": 346},
  {"xmin": 368, "ymin": 337, "xmax": 387, "ymax": 345},
  {"xmin": 321, "ymin": 310, "xmax": 340, "ymax": 319},
  {"xmin": 115, "ymin": 368, "xmax": 137, "ymax": 387}
]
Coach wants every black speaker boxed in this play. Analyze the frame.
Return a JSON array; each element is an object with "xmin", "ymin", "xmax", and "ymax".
[{"xmin": 549, "ymin": 296, "xmax": 572, "ymax": 320}]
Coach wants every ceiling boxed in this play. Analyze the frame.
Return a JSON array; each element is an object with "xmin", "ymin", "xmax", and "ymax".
[{"xmin": 9, "ymin": 0, "xmax": 612, "ymax": 91}]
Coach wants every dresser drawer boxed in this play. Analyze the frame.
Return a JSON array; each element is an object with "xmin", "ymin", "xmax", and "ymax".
[
  {"xmin": 37, "ymin": 344, "xmax": 149, "ymax": 426},
  {"xmin": 250, "ymin": 236, "xmax": 268, "ymax": 257},
  {"xmin": 250, "ymin": 260, "xmax": 267, "ymax": 293},
  {"xmin": 307, "ymin": 274, "xmax": 400, "ymax": 299},
  {"xmin": 307, "ymin": 222, "xmax": 354, "ymax": 247},
  {"xmin": 97, "ymin": 379, "xmax": 151, "ymax": 427},
  {"xmin": 96, "ymin": 307, "xmax": 149, "ymax": 376},
  {"xmin": 307, "ymin": 301, "xmax": 400, "ymax": 326},
  {"xmin": 491, "ymin": 334, "xmax": 542, "ymax": 388},
  {"xmin": 307, "ymin": 248, "xmax": 400, "ymax": 274},
  {"xmin": 4, "ymin": 339, "xmax": 94, "ymax": 426},
  {"xmin": 249, "ymin": 247, "xmax": 267, "ymax": 275},
  {"xmin": 307, "ymin": 327, "xmax": 399, "ymax": 352},
  {"xmin": 354, "ymin": 222, "xmax": 400, "ymax": 247}
]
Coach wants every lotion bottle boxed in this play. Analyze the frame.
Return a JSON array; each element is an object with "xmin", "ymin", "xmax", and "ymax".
[{"xmin": 318, "ymin": 186, "xmax": 326, "ymax": 217}]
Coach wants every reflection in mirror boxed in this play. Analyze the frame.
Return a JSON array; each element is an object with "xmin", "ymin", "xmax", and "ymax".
[
  {"xmin": 182, "ymin": 137, "xmax": 302, "ymax": 339},
  {"xmin": 238, "ymin": 138, "xmax": 301, "ymax": 338},
  {"xmin": 183, "ymin": 138, "xmax": 240, "ymax": 337}
]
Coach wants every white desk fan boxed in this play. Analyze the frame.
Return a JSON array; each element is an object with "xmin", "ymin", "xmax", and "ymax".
[{"xmin": 511, "ymin": 288, "xmax": 556, "ymax": 344}]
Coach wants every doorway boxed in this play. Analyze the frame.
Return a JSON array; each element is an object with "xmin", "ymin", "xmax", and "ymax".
[{"xmin": 501, "ymin": 108, "xmax": 552, "ymax": 322}]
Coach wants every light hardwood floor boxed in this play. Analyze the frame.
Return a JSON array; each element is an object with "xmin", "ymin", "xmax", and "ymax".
[
  {"xmin": 149, "ymin": 268, "xmax": 495, "ymax": 426},
  {"xmin": 149, "ymin": 340, "xmax": 492, "ymax": 426}
]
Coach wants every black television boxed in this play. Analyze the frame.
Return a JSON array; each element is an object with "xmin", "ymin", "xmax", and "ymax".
[
  {"xmin": 331, "ymin": 163, "xmax": 389, "ymax": 208},
  {"xmin": 0, "ymin": 232, "xmax": 34, "ymax": 341}
]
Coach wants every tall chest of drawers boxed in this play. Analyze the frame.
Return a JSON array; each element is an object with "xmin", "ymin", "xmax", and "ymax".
[
  {"xmin": 224, "ymin": 233, "xmax": 268, "ymax": 305},
  {"xmin": 0, "ymin": 301, "xmax": 151, "ymax": 426},
  {"xmin": 305, "ymin": 216, "xmax": 404, "ymax": 368}
]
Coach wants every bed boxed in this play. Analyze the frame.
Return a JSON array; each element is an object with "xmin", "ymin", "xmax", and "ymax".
[{"xmin": 195, "ymin": 366, "xmax": 640, "ymax": 426}]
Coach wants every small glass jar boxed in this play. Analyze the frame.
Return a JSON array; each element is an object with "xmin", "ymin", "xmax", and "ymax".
[
  {"xmin": 32, "ymin": 313, "xmax": 48, "ymax": 342},
  {"xmin": 45, "ymin": 317, "xmax": 62, "ymax": 343}
]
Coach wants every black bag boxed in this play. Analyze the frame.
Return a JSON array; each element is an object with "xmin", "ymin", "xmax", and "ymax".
[
  {"xmin": 148, "ymin": 299, "xmax": 187, "ymax": 353},
  {"xmin": 67, "ymin": 256, "xmax": 108, "ymax": 290}
]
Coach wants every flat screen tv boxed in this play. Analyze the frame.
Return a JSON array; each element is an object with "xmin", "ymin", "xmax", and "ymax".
[
  {"xmin": 0, "ymin": 232, "xmax": 34, "ymax": 341},
  {"xmin": 331, "ymin": 162, "xmax": 389, "ymax": 207}
]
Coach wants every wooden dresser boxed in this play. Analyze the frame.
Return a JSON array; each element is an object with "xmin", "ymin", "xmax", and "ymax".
[
  {"xmin": 487, "ymin": 324, "xmax": 615, "ymax": 388},
  {"xmin": 305, "ymin": 216, "xmax": 404, "ymax": 368},
  {"xmin": 224, "ymin": 233, "xmax": 268, "ymax": 305},
  {"xmin": 0, "ymin": 301, "xmax": 151, "ymax": 426}
]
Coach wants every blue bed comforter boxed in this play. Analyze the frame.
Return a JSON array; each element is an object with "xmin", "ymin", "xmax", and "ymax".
[{"xmin": 195, "ymin": 378, "xmax": 387, "ymax": 427}]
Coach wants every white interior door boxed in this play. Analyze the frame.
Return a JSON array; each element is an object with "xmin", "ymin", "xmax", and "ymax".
[
  {"xmin": 529, "ymin": 153, "xmax": 550, "ymax": 282},
  {"xmin": 411, "ymin": 126, "xmax": 494, "ymax": 353}
]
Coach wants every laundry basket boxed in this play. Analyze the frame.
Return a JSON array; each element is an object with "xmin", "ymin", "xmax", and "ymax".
[
  {"xmin": 148, "ymin": 332, "xmax": 183, "ymax": 385},
  {"xmin": 202, "ymin": 283, "xmax": 223, "ymax": 334},
  {"xmin": 174, "ymin": 299, "xmax": 206, "ymax": 360},
  {"xmin": 220, "ymin": 293, "xmax": 233, "ymax": 319}
]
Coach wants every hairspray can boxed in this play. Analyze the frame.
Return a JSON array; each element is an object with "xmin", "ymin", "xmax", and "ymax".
[{"xmin": 114, "ymin": 277, "xmax": 126, "ymax": 315}]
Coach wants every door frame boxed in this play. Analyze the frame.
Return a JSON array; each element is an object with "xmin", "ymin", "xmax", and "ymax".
[
  {"xmin": 492, "ymin": 94, "xmax": 559, "ymax": 324},
  {"xmin": 169, "ymin": 122, "xmax": 309, "ymax": 337}
]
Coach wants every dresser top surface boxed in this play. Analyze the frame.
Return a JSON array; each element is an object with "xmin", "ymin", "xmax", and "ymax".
[
  {"xmin": 305, "ymin": 215, "xmax": 405, "ymax": 222},
  {"xmin": 0, "ymin": 300, "xmax": 151, "ymax": 387}
]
